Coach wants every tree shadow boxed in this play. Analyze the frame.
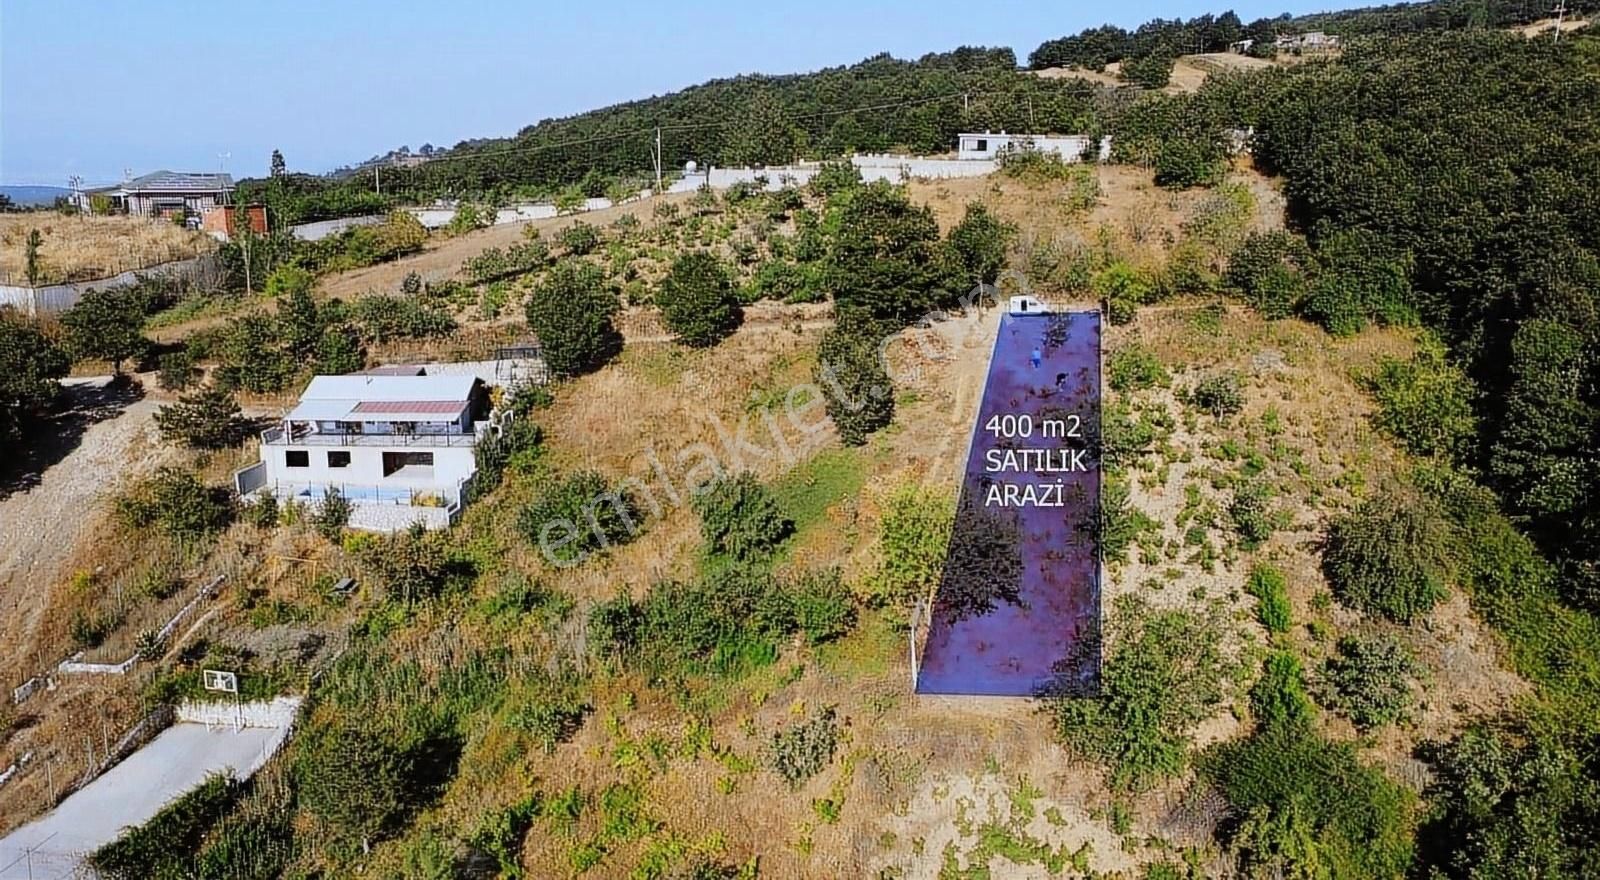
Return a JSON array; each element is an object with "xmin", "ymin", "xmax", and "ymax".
[{"xmin": 0, "ymin": 378, "xmax": 144, "ymax": 499}]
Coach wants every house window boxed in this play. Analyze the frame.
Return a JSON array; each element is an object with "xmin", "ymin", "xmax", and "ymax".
[
  {"xmin": 328, "ymin": 451, "xmax": 351, "ymax": 468},
  {"xmin": 286, "ymin": 450, "xmax": 310, "ymax": 468},
  {"xmin": 975, "ymin": 138, "xmax": 988, "ymax": 152}
]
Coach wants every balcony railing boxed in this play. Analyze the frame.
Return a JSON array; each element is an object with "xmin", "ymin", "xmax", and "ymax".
[{"xmin": 260, "ymin": 421, "xmax": 489, "ymax": 448}]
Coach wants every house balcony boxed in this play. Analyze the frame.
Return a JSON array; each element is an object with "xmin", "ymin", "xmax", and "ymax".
[{"xmin": 259, "ymin": 421, "xmax": 490, "ymax": 448}]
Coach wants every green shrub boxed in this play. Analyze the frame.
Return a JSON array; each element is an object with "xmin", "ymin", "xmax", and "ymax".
[
  {"xmin": 1122, "ymin": 51, "xmax": 1177, "ymax": 89},
  {"xmin": 1107, "ymin": 345, "xmax": 1169, "ymax": 392},
  {"xmin": 155, "ymin": 385, "xmax": 248, "ymax": 449},
  {"xmin": 765, "ymin": 708, "xmax": 840, "ymax": 788},
  {"xmin": 471, "ymin": 418, "xmax": 544, "ymax": 499},
  {"xmin": 871, "ymin": 484, "xmax": 954, "ymax": 608},
  {"xmin": 1191, "ymin": 373, "xmax": 1244, "ymax": 419},
  {"xmin": 1250, "ymin": 651, "xmax": 1315, "ymax": 731},
  {"xmin": 787, "ymin": 568, "xmax": 857, "ymax": 645},
  {"xmin": 1364, "ymin": 338, "xmax": 1477, "ymax": 460},
  {"xmin": 525, "ymin": 261, "xmax": 623, "ymax": 378},
  {"xmin": 809, "ymin": 160, "xmax": 861, "ymax": 196},
  {"xmin": 508, "ymin": 677, "xmax": 590, "ymax": 754},
  {"xmin": 657, "ymin": 251, "xmax": 743, "ymax": 347},
  {"xmin": 89, "ymin": 774, "xmax": 240, "ymax": 879},
  {"xmin": 1100, "ymin": 474, "xmax": 1158, "ymax": 563},
  {"xmin": 1320, "ymin": 634, "xmax": 1420, "ymax": 730},
  {"xmin": 1048, "ymin": 596, "xmax": 1234, "ymax": 791},
  {"xmin": 519, "ymin": 471, "xmax": 641, "ymax": 564},
  {"xmin": 1324, "ymin": 494, "xmax": 1452, "ymax": 623},
  {"xmin": 1246, "ymin": 564, "xmax": 1291, "ymax": 634},
  {"xmin": 945, "ymin": 203, "xmax": 1013, "ymax": 287},
  {"xmin": 315, "ymin": 488, "xmax": 351, "ymax": 541},
  {"xmin": 557, "ymin": 221, "xmax": 601, "ymax": 255},
  {"xmin": 263, "ymin": 264, "xmax": 313, "ymax": 299},
  {"xmin": 245, "ymin": 495, "xmax": 279, "ymax": 529},
  {"xmin": 355, "ymin": 525, "xmax": 474, "ymax": 603},
  {"xmin": 588, "ymin": 566, "xmax": 853, "ymax": 677},
  {"xmin": 692, "ymin": 472, "xmax": 792, "ymax": 560},
  {"xmin": 1225, "ymin": 231, "xmax": 1312, "ymax": 319},
  {"xmin": 115, "ymin": 468, "xmax": 233, "ymax": 542},
  {"xmin": 1229, "ymin": 479, "xmax": 1276, "ymax": 549},
  {"xmin": 352, "ymin": 294, "xmax": 457, "ymax": 342},
  {"xmin": 156, "ymin": 350, "xmax": 196, "ymax": 390},
  {"xmin": 815, "ymin": 310, "xmax": 894, "ymax": 445},
  {"xmin": 1418, "ymin": 728, "xmax": 1600, "ymax": 878}
]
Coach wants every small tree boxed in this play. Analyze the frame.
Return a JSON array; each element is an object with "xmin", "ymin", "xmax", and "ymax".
[
  {"xmin": 814, "ymin": 310, "xmax": 894, "ymax": 445},
  {"xmin": 269, "ymin": 149, "xmax": 287, "ymax": 177},
  {"xmin": 155, "ymin": 385, "xmax": 247, "ymax": 449},
  {"xmin": 216, "ymin": 312, "xmax": 295, "ymax": 393},
  {"xmin": 1191, "ymin": 372, "xmax": 1245, "ymax": 419},
  {"xmin": 24, "ymin": 228, "xmax": 43, "ymax": 286},
  {"xmin": 61, "ymin": 287, "xmax": 149, "ymax": 374},
  {"xmin": 114, "ymin": 468, "xmax": 233, "ymax": 542},
  {"xmin": 692, "ymin": 473, "xmax": 792, "ymax": 560},
  {"xmin": 315, "ymin": 489, "xmax": 351, "ymax": 541},
  {"xmin": 945, "ymin": 203, "xmax": 1013, "ymax": 289},
  {"xmin": 524, "ymin": 261, "xmax": 622, "ymax": 378},
  {"xmin": 314, "ymin": 323, "xmax": 365, "ymax": 375},
  {"xmin": 0, "ymin": 316, "xmax": 69, "ymax": 447},
  {"xmin": 657, "ymin": 252, "xmax": 743, "ymax": 347},
  {"xmin": 1324, "ymin": 494, "xmax": 1453, "ymax": 623},
  {"xmin": 156, "ymin": 351, "xmax": 196, "ymax": 390}
]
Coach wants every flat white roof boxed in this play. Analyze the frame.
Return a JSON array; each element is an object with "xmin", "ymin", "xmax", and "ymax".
[{"xmin": 287, "ymin": 374, "xmax": 476, "ymax": 423}]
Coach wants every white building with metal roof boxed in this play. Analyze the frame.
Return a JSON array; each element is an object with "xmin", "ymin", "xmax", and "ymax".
[
  {"xmin": 235, "ymin": 373, "xmax": 492, "ymax": 530},
  {"xmin": 74, "ymin": 170, "xmax": 235, "ymax": 217}
]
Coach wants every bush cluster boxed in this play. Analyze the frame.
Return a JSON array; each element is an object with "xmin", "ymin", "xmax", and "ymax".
[
  {"xmin": 692, "ymin": 472, "xmax": 792, "ymax": 560},
  {"xmin": 1324, "ymin": 494, "xmax": 1452, "ymax": 623},
  {"xmin": 588, "ymin": 567, "xmax": 855, "ymax": 677},
  {"xmin": 765, "ymin": 708, "xmax": 841, "ymax": 788}
]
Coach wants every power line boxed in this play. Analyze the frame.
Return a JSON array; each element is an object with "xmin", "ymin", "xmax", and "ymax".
[{"xmin": 399, "ymin": 90, "xmax": 974, "ymax": 169}]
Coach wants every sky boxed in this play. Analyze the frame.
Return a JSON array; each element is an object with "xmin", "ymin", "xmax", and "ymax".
[{"xmin": 1, "ymin": 0, "xmax": 1356, "ymax": 185}]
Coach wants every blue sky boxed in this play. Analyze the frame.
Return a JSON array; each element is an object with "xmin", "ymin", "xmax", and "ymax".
[{"xmin": 1, "ymin": 0, "xmax": 1353, "ymax": 185}]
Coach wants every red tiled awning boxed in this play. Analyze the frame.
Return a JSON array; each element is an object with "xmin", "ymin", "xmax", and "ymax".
[{"xmin": 349, "ymin": 400, "xmax": 464, "ymax": 415}]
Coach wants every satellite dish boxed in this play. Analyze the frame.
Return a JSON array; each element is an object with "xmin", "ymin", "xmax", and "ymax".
[{"xmin": 684, "ymin": 160, "xmax": 698, "ymax": 174}]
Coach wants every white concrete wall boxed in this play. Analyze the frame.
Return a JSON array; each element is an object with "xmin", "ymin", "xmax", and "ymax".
[
  {"xmin": 176, "ymin": 696, "xmax": 301, "ymax": 729},
  {"xmin": 259, "ymin": 443, "xmax": 476, "ymax": 494},
  {"xmin": 0, "ymin": 254, "xmax": 221, "ymax": 317}
]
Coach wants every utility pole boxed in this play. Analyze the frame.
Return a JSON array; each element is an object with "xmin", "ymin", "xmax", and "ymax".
[
  {"xmin": 1553, "ymin": 0, "xmax": 1567, "ymax": 42},
  {"xmin": 653, "ymin": 127, "xmax": 663, "ymax": 193},
  {"xmin": 374, "ymin": 165, "xmax": 381, "ymax": 195}
]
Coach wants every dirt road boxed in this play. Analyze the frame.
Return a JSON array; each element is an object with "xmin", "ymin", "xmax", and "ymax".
[{"xmin": 0, "ymin": 377, "xmax": 174, "ymax": 667}]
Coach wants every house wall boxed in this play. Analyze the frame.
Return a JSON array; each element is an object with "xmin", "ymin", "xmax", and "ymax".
[
  {"xmin": 127, "ymin": 192, "xmax": 226, "ymax": 216},
  {"xmin": 955, "ymin": 134, "xmax": 1108, "ymax": 162},
  {"xmin": 259, "ymin": 443, "xmax": 476, "ymax": 493}
]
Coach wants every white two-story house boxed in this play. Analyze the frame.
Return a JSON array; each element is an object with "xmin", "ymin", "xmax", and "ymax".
[{"xmin": 234, "ymin": 373, "xmax": 490, "ymax": 530}]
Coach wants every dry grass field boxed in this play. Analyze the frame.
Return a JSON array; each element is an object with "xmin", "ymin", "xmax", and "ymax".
[{"xmin": 0, "ymin": 214, "xmax": 215, "ymax": 285}]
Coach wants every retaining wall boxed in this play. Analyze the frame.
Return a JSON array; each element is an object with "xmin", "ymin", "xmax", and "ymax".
[{"xmin": 0, "ymin": 254, "xmax": 223, "ymax": 317}]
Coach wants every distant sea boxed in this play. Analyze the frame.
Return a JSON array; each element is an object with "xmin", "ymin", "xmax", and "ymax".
[{"xmin": 0, "ymin": 185, "xmax": 71, "ymax": 207}]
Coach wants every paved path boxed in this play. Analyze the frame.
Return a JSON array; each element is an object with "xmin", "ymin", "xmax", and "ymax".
[{"xmin": 0, "ymin": 720, "xmax": 291, "ymax": 878}]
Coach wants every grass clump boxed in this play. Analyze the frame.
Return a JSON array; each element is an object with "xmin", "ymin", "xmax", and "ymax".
[
  {"xmin": 1107, "ymin": 344, "xmax": 1170, "ymax": 393},
  {"xmin": 1245, "ymin": 564, "xmax": 1291, "ymax": 635},
  {"xmin": 765, "ymin": 708, "xmax": 840, "ymax": 788}
]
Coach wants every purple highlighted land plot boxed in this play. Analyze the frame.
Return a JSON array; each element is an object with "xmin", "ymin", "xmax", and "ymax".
[{"xmin": 916, "ymin": 310, "xmax": 1101, "ymax": 697}]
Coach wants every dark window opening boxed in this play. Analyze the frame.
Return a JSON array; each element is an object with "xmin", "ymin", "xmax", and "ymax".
[
  {"xmin": 286, "ymin": 450, "xmax": 310, "ymax": 468},
  {"xmin": 382, "ymin": 451, "xmax": 434, "ymax": 477},
  {"xmin": 328, "ymin": 451, "xmax": 351, "ymax": 468},
  {"xmin": 975, "ymin": 138, "xmax": 988, "ymax": 152}
]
